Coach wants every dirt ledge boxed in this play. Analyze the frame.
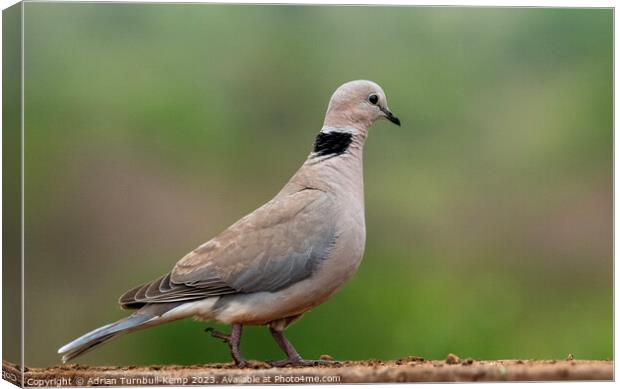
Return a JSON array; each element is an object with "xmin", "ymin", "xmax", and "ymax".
[{"xmin": 3, "ymin": 357, "xmax": 613, "ymax": 386}]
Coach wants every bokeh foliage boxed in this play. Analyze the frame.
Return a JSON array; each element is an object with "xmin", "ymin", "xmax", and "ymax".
[{"xmin": 19, "ymin": 4, "xmax": 611, "ymax": 367}]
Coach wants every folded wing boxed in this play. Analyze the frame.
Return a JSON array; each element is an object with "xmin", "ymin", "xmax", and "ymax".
[{"xmin": 120, "ymin": 188, "xmax": 336, "ymax": 309}]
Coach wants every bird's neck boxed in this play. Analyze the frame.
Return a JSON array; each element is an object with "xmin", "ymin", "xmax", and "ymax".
[
  {"xmin": 285, "ymin": 126, "xmax": 368, "ymax": 195},
  {"xmin": 324, "ymin": 108, "xmax": 374, "ymax": 130}
]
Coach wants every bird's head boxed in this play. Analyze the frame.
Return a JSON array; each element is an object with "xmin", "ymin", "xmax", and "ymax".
[{"xmin": 323, "ymin": 80, "xmax": 400, "ymax": 131}]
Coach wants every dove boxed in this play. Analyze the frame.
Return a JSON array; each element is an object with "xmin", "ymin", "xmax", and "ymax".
[{"xmin": 58, "ymin": 80, "xmax": 400, "ymax": 367}]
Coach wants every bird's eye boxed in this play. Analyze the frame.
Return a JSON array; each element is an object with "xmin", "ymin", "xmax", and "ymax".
[{"xmin": 368, "ymin": 94, "xmax": 379, "ymax": 105}]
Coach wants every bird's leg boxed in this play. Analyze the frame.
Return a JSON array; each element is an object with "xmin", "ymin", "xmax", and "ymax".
[
  {"xmin": 205, "ymin": 324, "xmax": 247, "ymax": 368},
  {"xmin": 267, "ymin": 327, "xmax": 339, "ymax": 367}
]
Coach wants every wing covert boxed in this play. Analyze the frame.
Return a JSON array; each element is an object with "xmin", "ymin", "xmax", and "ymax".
[{"xmin": 171, "ymin": 188, "xmax": 336, "ymax": 293}]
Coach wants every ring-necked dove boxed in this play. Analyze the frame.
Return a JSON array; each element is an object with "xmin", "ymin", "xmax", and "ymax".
[{"xmin": 58, "ymin": 80, "xmax": 401, "ymax": 367}]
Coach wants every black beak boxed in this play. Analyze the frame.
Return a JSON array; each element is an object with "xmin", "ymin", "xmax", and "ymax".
[{"xmin": 381, "ymin": 107, "xmax": 401, "ymax": 126}]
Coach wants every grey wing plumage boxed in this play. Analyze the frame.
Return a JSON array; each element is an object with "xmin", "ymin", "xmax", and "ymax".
[
  {"xmin": 120, "ymin": 188, "xmax": 336, "ymax": 309},
  {"xmin": 119, "ymin": 273, "xmax": 237, "ymax": 309}
]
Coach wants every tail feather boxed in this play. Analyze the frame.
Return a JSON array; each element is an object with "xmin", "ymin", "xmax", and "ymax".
[
  {"xmin": 60, "ymin": 333, "xmax": 118, "ymax": 363},
  {"xmin": 58, "ymin": 314, "xmax": 155, "ymax": 363}
]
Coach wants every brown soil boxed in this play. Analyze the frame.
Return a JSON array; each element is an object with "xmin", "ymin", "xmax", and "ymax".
[{"xmin": 3, "ymin": 356, "xmax": 613, "ymax": 386}]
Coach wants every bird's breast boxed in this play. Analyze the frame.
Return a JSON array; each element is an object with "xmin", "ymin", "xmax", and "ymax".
[{"xmin": 320, "ymin": 203, "xmax": 366, "ymax": 284}]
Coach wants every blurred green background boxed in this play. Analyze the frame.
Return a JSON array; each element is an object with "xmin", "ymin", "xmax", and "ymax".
[{"xmin": 20, "ymin": 4, "xmax": 611, "ymax": 367}]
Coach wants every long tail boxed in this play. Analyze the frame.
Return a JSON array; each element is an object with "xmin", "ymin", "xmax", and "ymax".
[{"xmin": 58, "ymin": 303, "xmax": 180, "ymax": 363}]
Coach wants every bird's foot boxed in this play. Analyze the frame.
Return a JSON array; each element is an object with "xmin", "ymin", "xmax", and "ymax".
[
  {"xmin": 268, "ymin": 358, "xmax": 340, "ymax": 367},
  {"xmin": 205, "ymin": 327, "xmax": 249, "ymax": 368},
  {"xmin": 205, "ymin": 327, "xmax": 231, "ymax": 343}
]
